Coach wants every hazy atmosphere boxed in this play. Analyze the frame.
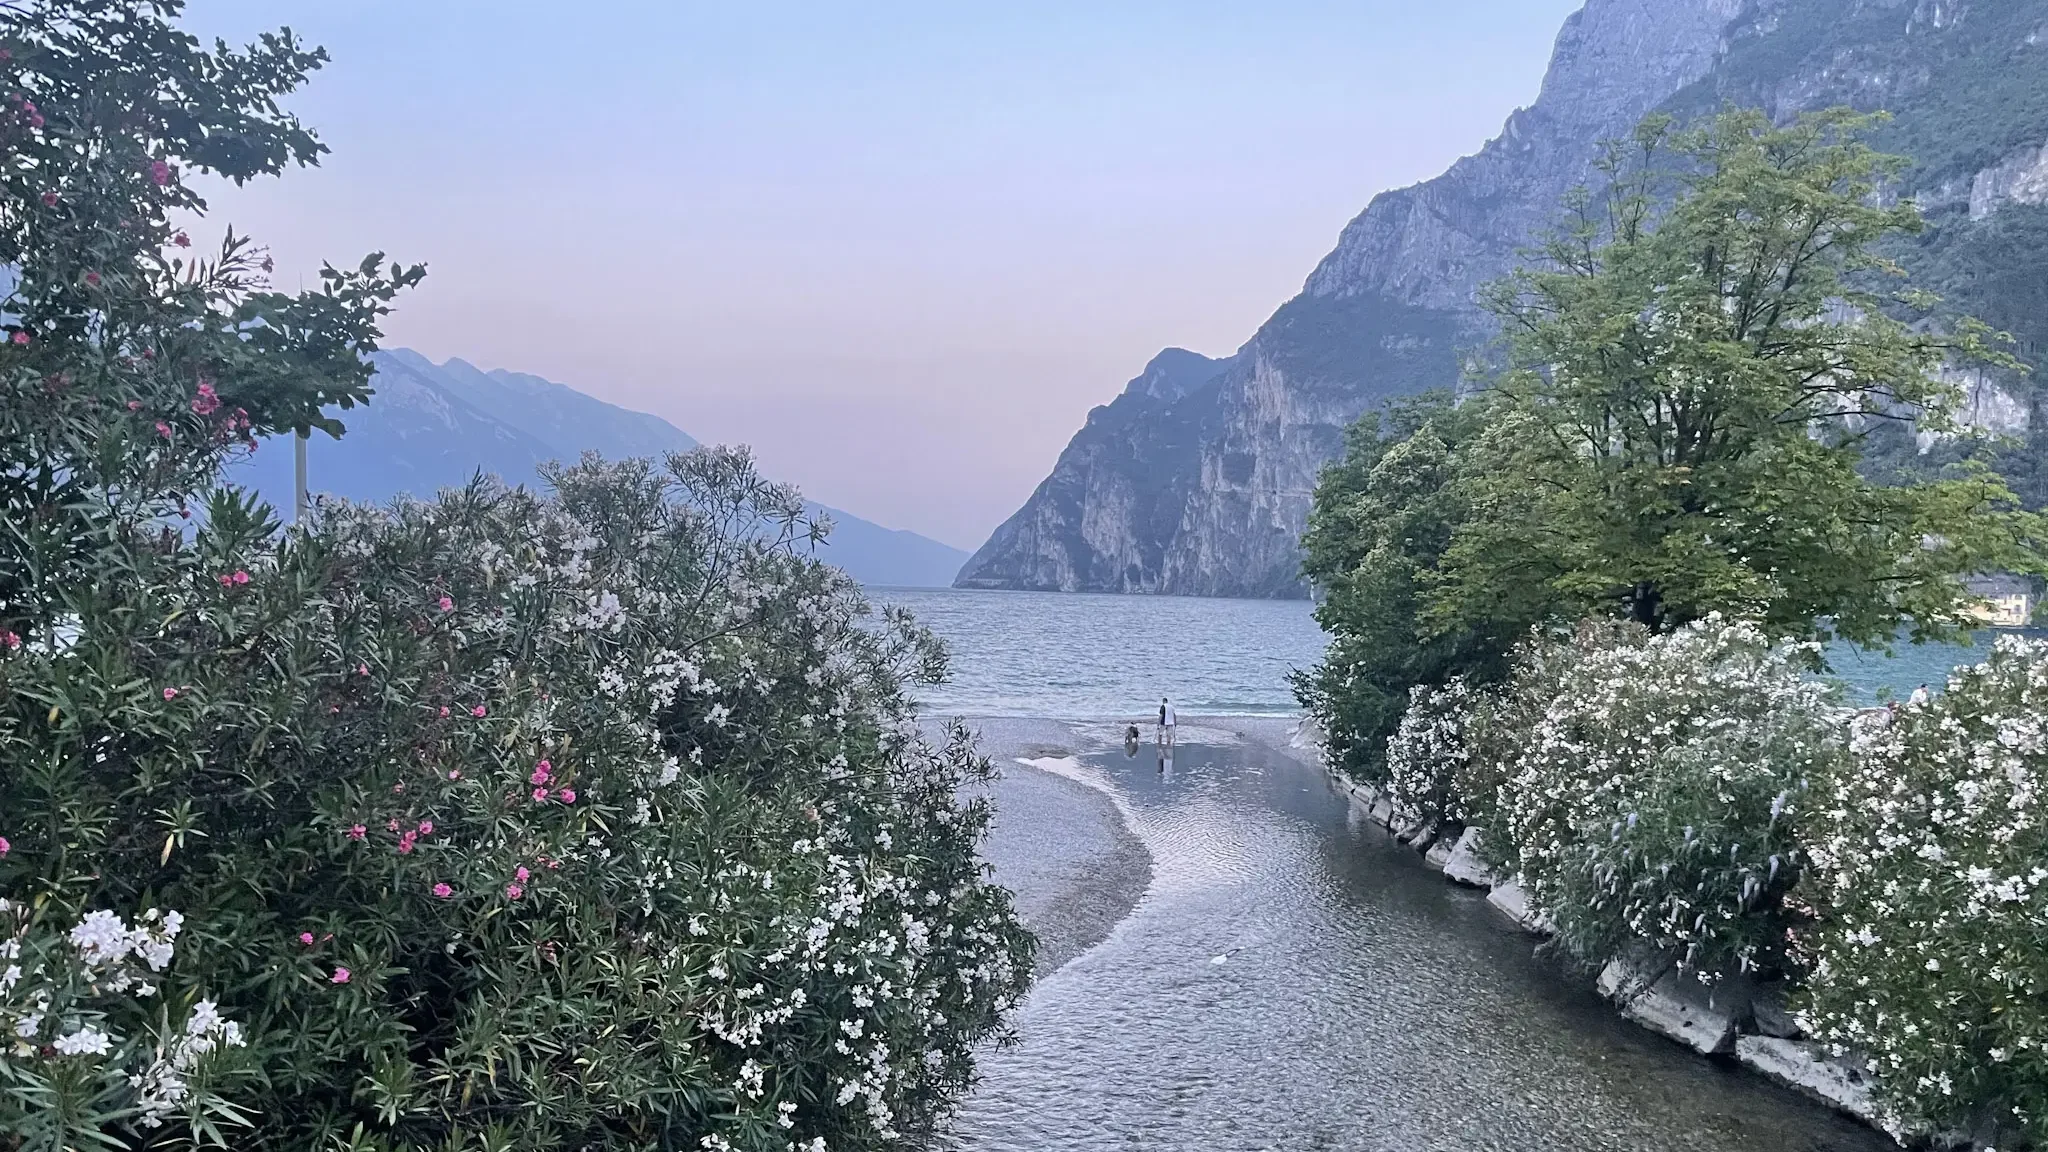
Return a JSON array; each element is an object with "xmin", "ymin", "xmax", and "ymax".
[{"xmin": 185, "ymin": 0, "xmax": 1580, "ymax": 548}]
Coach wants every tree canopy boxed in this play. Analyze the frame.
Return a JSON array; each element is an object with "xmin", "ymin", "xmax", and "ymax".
[
  {"xmin": 1301, "ymin": 108, "xmax": 2045, "ymax": 783},
  {"xmin": 1437, "ymin": 108, "xmax": 2041, "ymax": 645}
]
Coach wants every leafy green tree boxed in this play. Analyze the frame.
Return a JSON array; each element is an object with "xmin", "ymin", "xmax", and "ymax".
[
  {"xmin": 0, "ymin": 0, "xmax": 423, "ymax": 642},
  {"xmin": 1436, "ymin": 108, "xmax": 2043, "ymax": 645},
  {"xmin": 1294, "ymin": 393, "xmax": 1517, "ymax": 782}
]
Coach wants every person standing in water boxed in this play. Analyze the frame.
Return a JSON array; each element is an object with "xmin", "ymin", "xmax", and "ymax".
[{"xmin": 1158, "ymin": 696, "xmax": 1177, "ymax": 751}]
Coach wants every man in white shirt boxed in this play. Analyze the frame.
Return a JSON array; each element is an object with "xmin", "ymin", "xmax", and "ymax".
[{"xmin": 1159, "ymin": 697, "xmax": 1177, "ymax": 750}]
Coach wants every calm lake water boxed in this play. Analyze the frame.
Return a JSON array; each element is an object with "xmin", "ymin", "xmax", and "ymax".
[{"xmin": 878, "ymin": 586, "xmax": 2031, "ymax": 716}]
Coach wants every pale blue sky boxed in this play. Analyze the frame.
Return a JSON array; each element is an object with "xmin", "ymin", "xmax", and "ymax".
[{"xmin": 187, "ymin": 1, "xmax": 1583, "ymax": 549}]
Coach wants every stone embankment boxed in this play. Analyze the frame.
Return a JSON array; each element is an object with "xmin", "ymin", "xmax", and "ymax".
[{"xmin": 1247, "ymin": 717, "xmax": 1917, "ymax": 1148}]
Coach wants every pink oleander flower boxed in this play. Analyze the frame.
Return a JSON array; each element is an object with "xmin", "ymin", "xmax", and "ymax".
[
  {"xmin": 233, "ymin": 570, "xmax": 249, "ymax": 584},
  {"xmin": 417, "ymin": 820, "xmax": 434, "ymax": 835},
  {"xmin": 84, "ymin": 271, "xmax": 100, "ymax": 287},
  {"xmin": 1, "ymin": 631, "xmax": 18, "ymax": 651},
  {"xmin": 330, "ymin": 967, "xmax": 351, "ymax": 984},
  {"xmin": 172, "ymin": 231, "xmax": 190, "ymax": 248},
  {"xmin": 39, "ymin": 190, "xmax": 56, "ymax": 207},
  {"xmin": 515, "ymin": 866, "xmax": 530, "ymax": 882},
  {"xmin": 556, "ymin": 788, "xmax": 576, "ymax": 805},
  {"xmin": 386, "ymin": 819, "xmax": 400, "ymax": 832},
  {"xmin": 161, "ymin": 687, "xmax": 178, "ymax": 700},
  {"xmin": 0, "ymin": 836, "xmax": 10, "ymax": 857},
  {"xmin": 530, "ymin": 760, "xmax": 552, "ymax": 785},
  {"xmin": 504, "ymin": 883, "xmax": 523, "ymax": 900},
  {"xmin": 347, "ymin": 824, "xmax": 367, "ymax": 841},
  {"xmin": 299, "ymin": 932, "xmax": 314, "ymax": 945},
  {"xmin": 150, "ymin": 160, "xmax": 170, "ymax": 185},
  {"xmin": 471, "ymin": 705, "xmax": 486, "ymax": 718},
  {"xmin": 432, "ymin": 883, "xmax": 452, "ymax": 898},
  {"xmin": 439, "ymin": 706, "xmax": 451, "ymax": 718},
  {"xmin": 356, "ymin": 662, "xmax": 369, "ymax": 676},
  {"xmin": 191, "ymin": 381, "xmax": 220, "ymax": 416},
  {"xmin": 126, "ymin": 400, "xmax": 142, "ymax": 410},
  {"xmin": 11, "ymin": 331, "xmax": 28, "ymax": 346},
  {"xmin": 217, "ymin": 574, "xmax": 234, "ymax": 587},
  {"xmin": 447, "ymin": 770, "xmax": 461, "ymax": 780},
  {"xmin": 531, "ymin": 787, "xmax": 548, "ymax": 803},
  {"xmin": 437, "ymin": 596, "xmax": 454, "ymax": 612},
  {"xmin": 154, "ymin": 421, "xmax": 172, "ymax": 439},
  {"xmin": 397, "ymin": 833, "xmax": 416, "ymax": 855}
]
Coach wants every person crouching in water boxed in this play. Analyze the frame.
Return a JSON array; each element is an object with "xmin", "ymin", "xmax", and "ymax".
[{"xmin": 1158, "ymin": 697, "xmax": 1177, "ymax": 751}]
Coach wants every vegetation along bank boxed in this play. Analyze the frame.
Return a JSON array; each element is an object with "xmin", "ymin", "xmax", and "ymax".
[{"xmin": 1298, "ymin": 109, "xmax": 2048, "ymax": 1150}]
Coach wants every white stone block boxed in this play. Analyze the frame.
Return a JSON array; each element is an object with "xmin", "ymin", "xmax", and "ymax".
[
  {"xmin": 1441, "ymin": 828, "xmax": 1499, "ymax": 888},
  {"xmin": 1735, "ymin": 1036, "xmax": 1882, "ymax": 1127}
]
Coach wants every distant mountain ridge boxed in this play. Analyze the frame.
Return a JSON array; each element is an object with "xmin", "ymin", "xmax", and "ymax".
[
  {"xmin": 229, "ymin": 351, "xmax": 969, "ymax": 589},
  {"xmin": 958, "ymin": 0, "xmax": 2048, "ymax": 598}
]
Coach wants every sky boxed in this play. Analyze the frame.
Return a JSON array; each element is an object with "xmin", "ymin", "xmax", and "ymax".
[{"xmin": 183, "ymin": 1, "xmax": 1585, "ymax": 551}]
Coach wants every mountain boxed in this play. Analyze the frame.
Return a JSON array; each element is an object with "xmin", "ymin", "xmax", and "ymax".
[
  {"xmin": 959, "ymin": 0, "xmax": 2048, "ymax": 598},
  {"xmin": 228, "ymin": 352, "xmax": 969, "ymax": 589}
]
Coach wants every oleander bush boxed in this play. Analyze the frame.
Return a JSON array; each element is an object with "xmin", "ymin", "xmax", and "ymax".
[
  {"xmin": 4, "ymin": 447, "xmax": 1034, "ymax": 1151},
  {"xmin": 1481, "ymin": 617, "xmax": 1843, "ymax": 978},
  {"xmin": 1803, "ymin": 637, "xmax": 2048, "ymax": 1145}
]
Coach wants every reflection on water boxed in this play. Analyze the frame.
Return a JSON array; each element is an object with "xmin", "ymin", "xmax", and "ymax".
[{"xmin": 950, "ymin": 741, "xmax": 1891, "ymax": 1152}]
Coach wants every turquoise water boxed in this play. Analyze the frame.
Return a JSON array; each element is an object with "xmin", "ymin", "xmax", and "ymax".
[
  {"xmin": 1824, "ymin": 630, "xmax": 2043, "ymax": 703},
  {"xmin": 878, "ymin": 586, "xmax": 2029, "ymax": 716}
]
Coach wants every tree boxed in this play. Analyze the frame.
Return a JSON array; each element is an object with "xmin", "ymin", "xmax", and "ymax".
[
  {"xmin": 1435, "ymin": 108, "xmax": 2043, "ymax": 646},
  {"xmin": 0, "ymin": 0, "xmax": 423, "ymax": 643},
  {"xmin": 1294, "ymin": 393, "xmax": 1516, "ymax": 782}
]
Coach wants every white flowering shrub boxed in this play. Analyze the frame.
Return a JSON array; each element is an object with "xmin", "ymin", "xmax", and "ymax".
[
  {"xmin": 0, "ymin": 902, "xmax": 248, "ymax": 1144},
  {"xmin": 1384, "ymin": 679, "xmax": 1476, "ymax": 829},
  {"xmin": 1803, "ymin": 637, "xmax": 2048, "ymax": 1143},
  {"xmin": 2, "ymin": 448, "xmax": 1033, "ymax": 1150},
  {"xmin": 1487, "ymin": 617, "xmax": 1844, "ymax": 978}
]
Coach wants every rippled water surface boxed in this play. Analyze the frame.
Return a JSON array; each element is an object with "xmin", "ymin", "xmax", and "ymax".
[
  {"xmin": 878, "ymin": 588, "xmax": 1326, "ymax": 717},
  {"xmin": 949, "ymin": 741, "xmax": 1892, "ymax": 1152},
  {"xmin": 879, "ymin": 586, "xmax": 2036, "ymax": 715}
]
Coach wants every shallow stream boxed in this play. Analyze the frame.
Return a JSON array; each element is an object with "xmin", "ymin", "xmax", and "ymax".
[{"xmin": 950, "ymin": 739, "xmax": 1890, "ymax": 1152}]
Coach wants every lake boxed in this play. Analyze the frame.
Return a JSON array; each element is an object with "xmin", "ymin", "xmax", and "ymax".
[{"xmin": 876, "ymin": 586, "xmax": 2030, "ymax": 716}]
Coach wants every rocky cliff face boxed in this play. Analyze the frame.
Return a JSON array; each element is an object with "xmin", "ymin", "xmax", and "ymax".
[
  {"xmin": 960, "ymin": 0, "xmax": 2048, "ymax": 597},
  {"xmin": 959, "ymin": 0, "xmax": 1750, "ymax": 598}
]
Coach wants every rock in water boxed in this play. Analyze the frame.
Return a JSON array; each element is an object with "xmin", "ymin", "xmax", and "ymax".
[
  {"xmin": 1484, "ymin": 881, "xmax": 1550, "ymax": 934},
  {"xmin": 1735, "ymin": 1037, "xmax": 1883, "ymax": 1127},
  {"xmin": 1441, "ymin": 828, "xmax": 1499, "ymax": 889}
]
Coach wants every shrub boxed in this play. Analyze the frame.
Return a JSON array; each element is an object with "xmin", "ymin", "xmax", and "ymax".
[
  {"xmin": 2, "ymin": 449, "xmax": 1035, "ymax": 1150},
  {"xmin": 1383, "ymin": 678, "xmax": 1477, "ymax": 830},
  {"xmin": 1802, "ymin": 636, "xmax": 2048, "ymax": 1143},
  {"xmin": 1486, "ymin": 617, "xmax": 1843, "ymax": 978}
]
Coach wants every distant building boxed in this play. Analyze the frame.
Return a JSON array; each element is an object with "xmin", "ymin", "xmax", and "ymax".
[{"xmin": 1964, "ymin": 575, "xmax": 2038, "ymax": 629}]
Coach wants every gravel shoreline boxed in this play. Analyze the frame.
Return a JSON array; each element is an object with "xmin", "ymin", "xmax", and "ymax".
[{"xmin": 934, "ymin": 713, "xmax": 1313, "ymax": 979}]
